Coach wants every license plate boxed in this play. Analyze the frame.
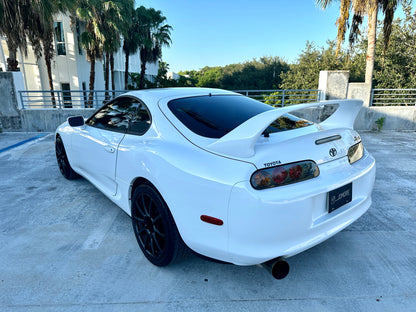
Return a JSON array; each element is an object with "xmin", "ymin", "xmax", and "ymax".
[{"xmin": 328, "ymin": 183, "xmax": 352, "ymax": 213}]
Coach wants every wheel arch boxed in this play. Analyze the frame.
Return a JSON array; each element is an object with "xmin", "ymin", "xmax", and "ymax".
[{"xmin": 129, "ymin": 177, "xmax": 164, "ymax": 214}]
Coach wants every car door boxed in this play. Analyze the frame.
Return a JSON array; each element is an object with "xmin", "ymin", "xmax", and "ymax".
[
  {"xmin": 71, "ymin": 97, "xmax": 141, "ymax": 196},
  {"xmin": 115, "ymin": 100, "xmax": 153, "ymax": 190}
]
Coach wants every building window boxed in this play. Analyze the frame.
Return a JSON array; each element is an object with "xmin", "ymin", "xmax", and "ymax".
[
  {"xmin": 54, "ymin": 22, "xmax": 66, "ymax": 55},
  {"xmin": 61, "ymin": 83, "xmax": 72, "ymax": 108}
]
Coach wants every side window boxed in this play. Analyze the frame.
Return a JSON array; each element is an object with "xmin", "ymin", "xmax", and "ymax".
[
  {"xmin": 127, "ymin": 103, "xmax": 152, "ymax": 135},
  {"xmin": 86, "ymin": 97, "xmax": 141, "ymax": 133}
]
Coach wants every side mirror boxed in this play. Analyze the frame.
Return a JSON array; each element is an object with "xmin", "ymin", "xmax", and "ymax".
[{"xmin": 68, "ymin": 116, "xmax": 85, "ymax": 127}]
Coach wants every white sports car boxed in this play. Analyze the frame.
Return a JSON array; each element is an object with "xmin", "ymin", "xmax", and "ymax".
[{"xmin": 55, "ymin": 88, "xmax": 375, "ymax": 279}]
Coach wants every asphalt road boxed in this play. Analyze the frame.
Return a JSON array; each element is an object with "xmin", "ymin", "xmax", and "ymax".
[{"xmin": 0, "ymin": 131, "xmax": 415, "ymax": 312}]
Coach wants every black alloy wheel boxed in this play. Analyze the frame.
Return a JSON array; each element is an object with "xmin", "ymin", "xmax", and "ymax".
[
  {"xmin": 131, "ymin": 184, "xmax": 187, "ymax": 266},
  {"xmin": 55, "ymin": 136, "xmax": 79, "ymax": 180}
]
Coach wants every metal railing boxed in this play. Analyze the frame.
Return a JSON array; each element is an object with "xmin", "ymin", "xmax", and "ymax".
[
  {"xmin": 19, "ymin": 90, "xmax": 127, "ymax": 109},
  {"xmin": 371, "ymin": 89, "xmax": 416, "ymax": 106},
  {"xmin": 233, "ymin": 89, "xmax": 322, "ymax": 107},
  {"xmin": 19, "ymin": 89, "xmax": 322, "ymax": 109}
]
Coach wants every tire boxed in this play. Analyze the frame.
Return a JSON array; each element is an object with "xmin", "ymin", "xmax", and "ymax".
[
  {"xmin": 131, "ymin": 184, "xmax": 187, "ymax": 266},
  {"xmin": 55, "ymin": 135, "xmax": 80, "ymax": 180}
]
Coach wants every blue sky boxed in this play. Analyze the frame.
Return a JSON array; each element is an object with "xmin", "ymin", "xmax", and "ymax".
[{"xmin": 136, "ymin": 0, "xmax": 407, "ymax": 73}]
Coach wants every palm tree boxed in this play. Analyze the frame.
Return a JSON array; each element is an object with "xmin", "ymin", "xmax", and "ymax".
[
  {"xmin": 0, "ymin": 0, "xmax": 30, "ymax": 71},
  {"xmin": 100, "ymin": 0, "xmax": 127, "ymax": 95},
  {"xmin": 123, "ymin": 7, "xmax": 141, "ymax": 89},
  {"xmin": 316, "ymin": 0, "xmax": 405, "ymax": 85},
  {"xmin": 78, "ymin": 0, "xmax": 132, "ymax": 100},
  {"xmin": 136, "ymin": 6, "xmax": 172, "ymax": 89},
  {"xmin": 101, "ymin": 1, "xmax": 123, "ymax": 97},
  {"xmin": 76, "ymin": 0, "xmax": 104, "ymax": 107},
  {"xmin": 28, "ymin": 0, "xmax": 76, "ymax": 106},
  {"xmin": 77, "ymin": 0, "xmax": 106, "ymax": 105}
]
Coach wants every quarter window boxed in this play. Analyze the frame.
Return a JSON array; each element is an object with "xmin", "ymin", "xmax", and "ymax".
[{"xmin": 128, "ymin": 103, "xmax": 151, "ymax": 135}]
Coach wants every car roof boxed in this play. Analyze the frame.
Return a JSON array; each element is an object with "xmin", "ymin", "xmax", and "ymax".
[{"xmin": 122, "ymin": 87, "xmax": 236, "ymax": 105}]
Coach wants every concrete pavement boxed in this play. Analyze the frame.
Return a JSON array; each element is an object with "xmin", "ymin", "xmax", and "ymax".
[{"xmin": 0, "ymin": 131, "xmax": 415, "ymax": 311}]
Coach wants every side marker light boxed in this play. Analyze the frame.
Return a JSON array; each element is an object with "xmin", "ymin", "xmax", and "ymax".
[{"xmin": 201, "ymin": 215, "xmax": 224, "ymax": 226}]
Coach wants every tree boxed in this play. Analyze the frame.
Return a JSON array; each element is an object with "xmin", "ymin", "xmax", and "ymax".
[
  {"xmin": 28, "ymin": 0, "xmax": 76, "ymax": 106},
  {"xmin": 122, "ymin": 7, "xmax": 141, "ymax": 89},
  {"xmin": 0, "ymin": 0, "xmax": 31, "ymax": 71},
  {"xmin": 177, "ymin": 57, "xmax": 289, "ymax": 90},
  {"xmin": 77, "ymin": 0, "xmax": 133, "ymax": 98},
  {"xmin": 100, "ymin": 0, "xmax": 133, "ymax": 95},
  {"xmin": 136, "ymin": 6, "xmax": 172, "ymax": 89},
  {"xmin": 220, "ymin": 57, "xmax": 289, "ymax": 90},
  {"xmin": 280, "ymin": 40, "xmax": 364, "ymax": 90},
  {"xmin": 316, "ymin": 0, "xmax": 407, "ymax": 85},
  {"xmin": 77, "ymin": 0, "xmax": 107, "ymax": 104},
  {"xmin": 372, "ymin": 3, "xmax": 416, "ymax": 88},
  {"xmin": 0, "ymin": 0, "xmax": 74, "ymax": 106}
]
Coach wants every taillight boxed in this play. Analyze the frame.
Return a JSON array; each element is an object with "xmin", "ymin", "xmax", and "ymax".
[
  {"xmin": 250, "ymin": 160, "xmax": 320, "ymax": 190},
  {"xmin": 348, "ymin": 142, "xmax": 364, "ymax": 164}
]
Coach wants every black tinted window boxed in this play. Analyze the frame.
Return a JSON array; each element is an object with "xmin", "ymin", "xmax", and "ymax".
[
  {"xmin": 87, "ymin": 97, "xmax": 140, "ymax": 132},
  {"xmin": 168, "ymin": 95, "xmax": 273, "ymax": 138},
  {"xmin": 265, "ymin": 114, "xmax": 313, "ymax": 134},
  {"xmin": 168, "ymin": 95, "xmax": 312, "ymax": 138},
  {"xmin": 128, "ymin": 103, "xmax": 151, "ymax": 135}
]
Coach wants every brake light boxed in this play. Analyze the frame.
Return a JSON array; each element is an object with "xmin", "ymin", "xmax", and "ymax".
[
  {"xmin": 250, "ymin": 160, "xmax": 320, "ymax": 190},
  {"xmin": 348, "ymin": 142, "xmax": 364, "ymax": 164}
]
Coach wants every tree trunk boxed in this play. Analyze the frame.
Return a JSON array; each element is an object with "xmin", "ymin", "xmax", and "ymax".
[
  {"xmin": 88, "ymin": 51, "xmax": 96, "ymax": 108},
  {"xmin": 104, "ymin": 52, "xmax": 109, "ymax": 99},
  {"xmin": 44, "ymin": 55, "xmax": 56, "ymax": 108},
  {"xmin": 42, "ymin": 33, "xmax": 56, "ymax": 108},
  {"xmin": 110, "ymin": 53, "xmax": 115, "ymax": 96},
  {"xmin": 6, "ymin": 41, "xmax": 19, "ymax": 71},
  {"xmin": 139, "ymin": 61, "xmax": 146, "ymax": 89},
  {"xmin": 365, "ymin": 1, "xmax": 378, "ymax": 85},
  {"xmin": 124, "ymin": 51, "xmax": 130, "ymax": 90}
]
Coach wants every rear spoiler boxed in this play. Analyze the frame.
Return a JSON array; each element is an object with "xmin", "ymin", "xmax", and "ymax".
[{"xmin": 207, "ymin": 99, "xmax": 363, "ymax": 158}]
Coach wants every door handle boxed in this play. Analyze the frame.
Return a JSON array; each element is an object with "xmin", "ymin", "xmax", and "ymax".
[{"xmin": 104, "ymin": 145, "xmax": 115, "ymax": 153}]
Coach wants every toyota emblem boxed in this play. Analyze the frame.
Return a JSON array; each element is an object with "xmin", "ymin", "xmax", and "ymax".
[{"xmin": 329, "ymin": 148, "xmax": 337, "ymax": 157}]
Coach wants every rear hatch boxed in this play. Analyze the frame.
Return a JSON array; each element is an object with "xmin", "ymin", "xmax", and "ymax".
[
  {"xmin": 249, "ymin": 127, "xmax": 358, "ymax": 169},
  {"xmin": 158, "ymin": 91, "xmax": 363, "ymax": 168}
]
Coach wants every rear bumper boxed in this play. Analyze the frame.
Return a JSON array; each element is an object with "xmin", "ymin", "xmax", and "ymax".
[{"xmin": 226, "ymin": 151, "xmax": 376, "ymax": 265}]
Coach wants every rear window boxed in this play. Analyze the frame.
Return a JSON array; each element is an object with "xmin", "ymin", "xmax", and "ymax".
[{"xmin": 168, "ymin": 95, "xmax": 312, "ymax": 139}]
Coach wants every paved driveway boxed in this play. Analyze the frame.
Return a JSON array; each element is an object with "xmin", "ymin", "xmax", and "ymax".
[{"xmin": 0, "ymin": 131, "xmax": 415, "ymax": 311}]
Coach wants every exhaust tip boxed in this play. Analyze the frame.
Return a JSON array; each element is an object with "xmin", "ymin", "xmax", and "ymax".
[{"xmin": 262, "ymin": 259, "xmax": 290, "ymax": 280}]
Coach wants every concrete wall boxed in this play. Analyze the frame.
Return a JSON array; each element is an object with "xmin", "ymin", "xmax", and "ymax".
[
  {"xmin": 355, "ymin": 106, "xmax": 416, "ymax": 130},
  {"xmin": 319, "ymin": 70, "xmax": 416, "ymax": 130},
  {"xmin": 21, "ymin": 109, "xmax": 96, "ymax": 132},
  {"xmin": 0, "ymin": 72, "xmax": 96, "ymax": 131}
]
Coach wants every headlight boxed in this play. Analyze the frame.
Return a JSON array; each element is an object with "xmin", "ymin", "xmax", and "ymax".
[
  {"xmin": 250, "ymin": 160, "xmax": 320, "ymax": 190},
  {"xmin": 348, "ymin": 142, "xmax": 364, "ymax": 164}
]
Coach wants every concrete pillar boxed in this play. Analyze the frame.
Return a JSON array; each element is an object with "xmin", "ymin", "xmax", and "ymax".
[
  {"xmin": 318, "ymin": 70, "xmax": 350, "ymax": 100},
  {"xmin": 347, "ymin": 82, "xmax": 372, "ymax": 107},
  {"xmin": 0, "ymin": 72, "xmax": 24, "ymax": 130}
]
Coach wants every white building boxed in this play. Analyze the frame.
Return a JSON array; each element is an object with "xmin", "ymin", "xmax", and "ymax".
[{"xmin": 0, "ymin": 13, "xmax": 157, "ymax": 93}]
